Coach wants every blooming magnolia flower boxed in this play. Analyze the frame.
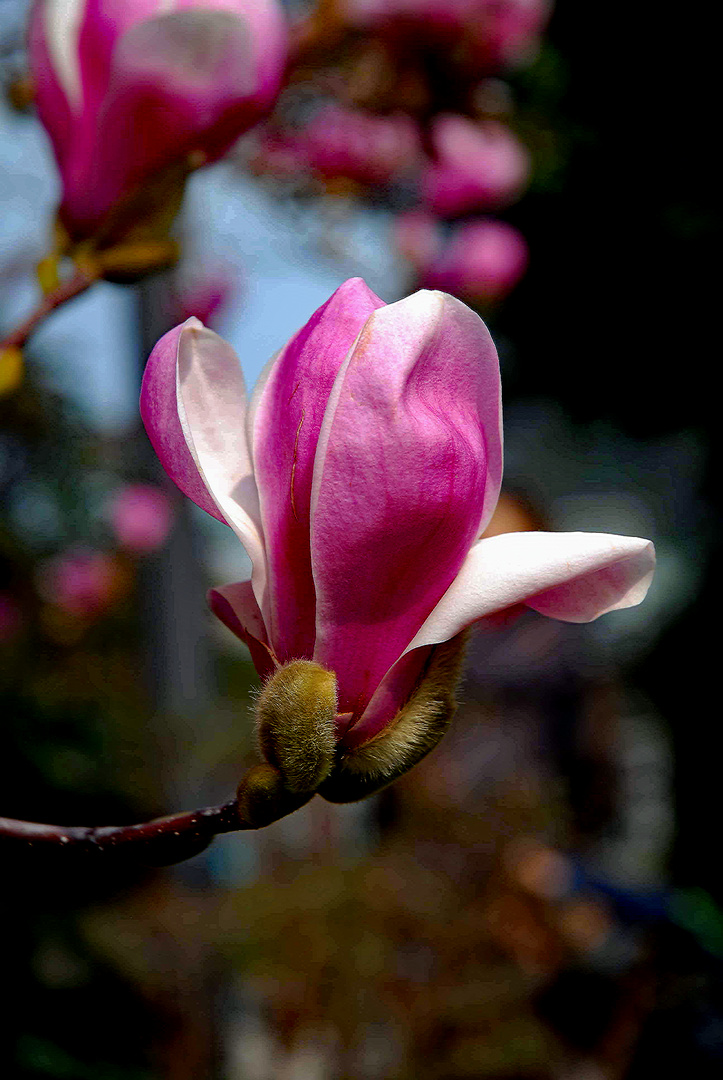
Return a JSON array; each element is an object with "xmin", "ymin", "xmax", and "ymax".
[
  {"xmin": 420, "ymin": 115, "xmax": 530, "ymax": 216},
  {"xmin": 28, "ymin": 0, "xmax": 288, "ymax": 242},
  {"xmin": 141, "ymin": 279, "xmax": 654, "ymax": 801}
]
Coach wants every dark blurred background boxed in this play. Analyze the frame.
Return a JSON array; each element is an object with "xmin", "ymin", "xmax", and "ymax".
[{"xmin": 1, "ymin": 0, "xmax": 721, "ymax": 1076}]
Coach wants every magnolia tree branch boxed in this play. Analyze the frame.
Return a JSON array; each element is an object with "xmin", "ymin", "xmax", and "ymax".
[
  {"xmin": 0, "ymin": 267, "xmax": 98, "ymax": 353},
  {"xmin": 0, "ymin": 764, "xmax": 313, "ymax": 865}
]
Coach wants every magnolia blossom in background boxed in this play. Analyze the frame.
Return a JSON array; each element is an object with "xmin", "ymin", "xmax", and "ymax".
[
  {"xmin": 420, "ymin": 115, "xmax": 530, "ymax": 216},
  {"xmin": 28, "ymin": 0, "xmax": 288, "ymax": 242},
  {"xmin": 396, "ymin": 212, "xmax": 529, "ymax": 302},
  {"xmin": 37, "ymin": 548, "xmax": 121, "ymax": 617},
  {"xmin": 297, "ymin": 105, "xmax": 421, "ymax": 187},
  {"xmin": 141, "ymin": 279, "xmax": 654, "ymax": 797},
  {"xmin": 341, "ymin": 0, "xmax": 551, "ymax": 69},
  {"xmin": 107, "ymin": 482, "xmax": 174, "ymax": 554},
  {"xmin": 172, "ymin": 265, "xmax": 236, "ymax": 326},
  {"xmin": 473, "ymin": 0, "xmax": 553, "ymax": 68}
]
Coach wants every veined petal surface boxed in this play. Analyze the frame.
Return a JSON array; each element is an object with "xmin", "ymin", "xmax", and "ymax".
[
  {"xmin": 208, "ymin": 581, "xmax": 276, "ymax": 679},
  {"xmin": 141, "ymin": 319, "xmax": 267, "ymax": 608},
  {"xmin": 310, "ymin": 290, "xmax": 502, "ymax": 716},
  {"xmin": 249, "ymin": 278, "xmax": 384, "ymax": 661},
  {"xmin": 405, "ymin": 531, "xmax": 656, "ymax": 654}
]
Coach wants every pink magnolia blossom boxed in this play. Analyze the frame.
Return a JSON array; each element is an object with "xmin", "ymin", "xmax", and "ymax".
[
  {"xmin": 420, "ymin": 115, "xmax": 530, "ymax": 216},
  {"xmin": 141, "ymin": 279, "xmax": 654, "ymax": 776},
  {"xmin": 38, "ymin": 548, "xmax": 120, "ymax": 617},
  {"xmin": 107, "ymin": 482, "xmax": 174, "ymax": 554},
  {"xmin": 299, "ymin": 105, "xmax": 421, "ymax": 187},
  {"xmin": 28, "ymin": 0, "xmax": 288, "ymax": 240}
]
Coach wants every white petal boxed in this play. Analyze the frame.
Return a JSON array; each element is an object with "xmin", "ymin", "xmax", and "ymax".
[
  {"xmin": 176, "ymin": 321, "xmax": 268, "ymax": 612},
  {"xmin": 42, "ymin": 0, "xmax": 86, "ymax": 108},
  {"xmin": 405, "ymin": 531, "xmax": 656, "ymax": 652}
]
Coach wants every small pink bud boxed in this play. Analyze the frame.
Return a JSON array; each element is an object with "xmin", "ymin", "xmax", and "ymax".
[
  {"xmin": 29, "ymin": 0, "xmax": 289, "ymax": 240},
  {"xmin": 107, "ymin": 482, "xmax": 174, "ymax": 554}
]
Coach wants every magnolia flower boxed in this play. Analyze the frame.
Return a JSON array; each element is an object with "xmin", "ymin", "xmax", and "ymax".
[
  {"xmin": 28, "ymin": 0, "xmax": 288, "ymax": 243},
  {"xmin": 420, "ymin": 115, "xmax": 530, "ymax": 216},
  {"xmin": 141, "ymin": 279, "xmax": 654, "ymax": 802}
]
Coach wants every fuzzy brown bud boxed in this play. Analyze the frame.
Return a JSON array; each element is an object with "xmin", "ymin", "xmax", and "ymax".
[
  {"xmin": 236, "ymin": 763, "xmax": 314, "ymax": 829},
  {"xmin": 256, "ymin": 660, "xmax": 338, "ymax": 793},
  {"xmin": 319, "ymin": 632, "xmax": 468, "ymax": 803}
]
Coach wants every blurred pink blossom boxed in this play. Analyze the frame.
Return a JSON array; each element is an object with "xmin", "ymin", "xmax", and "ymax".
[
  {"xmin": 38, "ymin": 549, "xmax": 121, "ymax": 617},
  {"xmin": 250, "ymin": 126, "xmax": 314, "ymax": 180},
  {"xmin": 299, "ymin": 105, "xmax": 421, "ymax": 186},
  {"xmin": 29, "ymin": 0, "xmax": 288, "ymax": 240},
  {"xmin": 107, "ymin": 482, "xmax": 174, "ymax": 554},
  {"xmin": 395, "ymin": 212, "xmax": 529, "ymax": 302},
  {"xmin": 421, "ymin": 115, "xmax": 530, "ymax": 216},
  {"xmin": 473, "ymin": 0, "xmax": 553, "ymax": 68},
  {"xmin": 173, "ymin": 267, "xmax": 237, "ymax": 327},
  {"xmin": 342, "ymin": 0, "xmax": 552, "ymax": 69}
]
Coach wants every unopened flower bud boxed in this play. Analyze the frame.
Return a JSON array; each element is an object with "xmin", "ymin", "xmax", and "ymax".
[
  {"xmin": 236, "ymin": 763, "xmax": 314, "ymax": 828},
  {"xmin": 256, "ymin": 660, "xmax": 338, "ymax": 793}
]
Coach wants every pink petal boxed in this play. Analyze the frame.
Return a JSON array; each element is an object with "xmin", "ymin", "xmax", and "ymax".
[
  {"xmin": 208, "ymin": 581, "xmax": 276, "ymax": 680},
  {"xmin": 141, "ymin": 318, "xmax": 267, "ymax": 610},
  {"xmin": 310, "ymin": 290, "xmax": 502, "ymax": 717},
  {"xmin": 248, "ymin": 278, "xmax": 385, "ymax": 662},
  {"xmin": 405, "ymin": 531, "xmax": 656, "ymax": 653},
  {"xmin": 141, "ymin": 320, "xmax": 226, "ymax": 524}
]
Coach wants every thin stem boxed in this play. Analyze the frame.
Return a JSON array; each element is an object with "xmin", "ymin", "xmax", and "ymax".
[
  {"xmin": 0, "ymin": 267, "xmax": 97, "ymax": 353},
  {"xmin": 0, "ymin": 762, "xmax": 315, "ymax": 865},
  {"xmin": 0, "ymin": 799, "xmax": 244, "ymax": 864}
]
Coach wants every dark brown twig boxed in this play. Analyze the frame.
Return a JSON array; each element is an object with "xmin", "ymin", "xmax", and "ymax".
[
  {"xmin": 0, "ymin": 800, "xmax": 242, "ymax": 864},
  {"xmin": 0, "ymin": 763, "xmax": 315, "ymax": 865}
]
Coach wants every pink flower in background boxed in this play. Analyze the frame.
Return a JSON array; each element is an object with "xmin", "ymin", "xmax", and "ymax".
[
  {"xmin": 421, "ymin": 115, "xmax": 530, "ymax": 216},
  {"xmin": 28, "ymin": 0, "xmax": 288, "ymax": 240},
  {"xmin": 472, "ymin": 0, "xmax": 553, "ymax": 69},
  {"xmin": 395, "ymin": 213, "xmax": 528, "ymax": 301},
  {"xmin": 249, "ymin": 126, "xmax": 313, "ymax": 181},
  {"xmin": 141, "ymin": 278, "xmax": 654, "ymax": 757},
  {"xmin": 299, "ymin": 106, "xmax": 421, "ymax": 187},
  {"xmin": 342, "ymin": 0, "xmax": 552, "ymax": 70},
  {"xmin": 38, "ymin": 548, "xmax": 120, "ymax": 617},
  {"xmin": 173, "ymin": 266, "xmax": 236, "ymax": 327},
  {"xmin": 107, "ymin": 482, "xmax": 174, "ymax": 554}
]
